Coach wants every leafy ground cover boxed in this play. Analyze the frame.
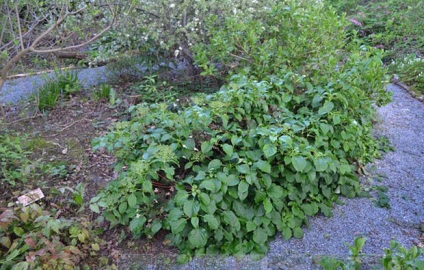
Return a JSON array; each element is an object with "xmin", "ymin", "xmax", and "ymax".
[
  {"xmin": 90, "ymin": 0, "xmax": 393, "ymax": 262},
  {"xmin": 1, "ymin": 0, "xmax": 424, "ymax": 269}
]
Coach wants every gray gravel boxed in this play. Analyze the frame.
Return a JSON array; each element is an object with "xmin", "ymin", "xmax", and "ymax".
[
  {"xmin": 0, "ymin": 66, "xmax": 108, "ymax": 105},
  {"xmin": 1, "ymin": 69, "xmax": 422, "ymax": 269}
]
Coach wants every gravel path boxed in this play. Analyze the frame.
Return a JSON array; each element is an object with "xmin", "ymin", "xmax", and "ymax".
[
  {"xmin": 0, "ymin": 66, "xmax": 108, "ymax": 105},
  {"xmin": 1, "ymin": 70, "xmax": 423, "ymax": 269}
]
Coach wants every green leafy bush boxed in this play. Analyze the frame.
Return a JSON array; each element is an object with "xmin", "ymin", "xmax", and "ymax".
[
  {"xmin": 91, "ymin": 0, "xmax": 391, "ymax": 261},
  {"xmin": 0, "ymin": 134, "xmax": 32, "ymax": 186}
]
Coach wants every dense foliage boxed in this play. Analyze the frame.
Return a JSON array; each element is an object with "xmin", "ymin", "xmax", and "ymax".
[
  {"xmin": 90, "ymin": 0, "xmax": 273, "ymax": 65},
  {"xmin": 325, "ymin": 0, "xmax": 424, "ymax": 93},
  {"xmin": 91, "ymin": 1, "xmax": 391, "ymax": 261}
]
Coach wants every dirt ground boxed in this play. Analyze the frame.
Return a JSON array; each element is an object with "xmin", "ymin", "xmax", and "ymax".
[{"xmin": 0, "ymin": 85, "xmax": 180, "ymax": 268}]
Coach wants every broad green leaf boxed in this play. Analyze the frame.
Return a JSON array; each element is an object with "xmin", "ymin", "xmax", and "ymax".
[
  {"xmin": 320, "ymin": 123, "xmax": 331, "ymax": 135},
  {"xmin": 318, "ymin": 101, "xmax": 334, "ymax": 115},
  {"xmin": 292, "ymin": 156, "xmax": 307, "ymax": 172},
  {"xmin": 301, "ymin": 203, "xmax": 319, "ymax": 216},
  {"xmin": 222, "ymin": 144, "xmax": 233, "ymax": 156},
  {"xmin": 128, "ymin": 193, "xmax": 137, "ymax": 208},
  {"xmin": 263, "ymin": 198, "xmax": 273, "ymax": 214},
  {"xmin": 227, "ymin": 174, "xmax": 240, "ymax": 186},
  {"xmin": 90, "ymin": 204, "xmax": 100, "ymax": 214},
  {"xmin": 246, "ymin": 221, "xmax": 257, "ymax": 232},
  {"xmin": 208, "ymin": 159, "xmax": 222, "ymax": 171},
  {"xmin": 253, "ymin": 228, "xmax": 267, "ymax": 244},
  {"xmin": 333, "ymin": 114, "xmax": 341, "ymax": 125},
  {"xmin": 199, "ymin": 181, "xmax": 216, "ymax": 192},
  {"xmin": 171, "ymin": 218, "xmax": 186, "ymax": 234},
  {"xmin": 231, "ymin": 135, "xmax": 242, "ymax": 145},
  {"xmin": 188, "ymin": 228, "xmax": 208, "ymax": 248},
  {"xmin": 340, "ymin": 164, "xmax": 352, "ymax": 175},
  {"xmin": 263, "ymin": 144, "xmax": 277, "ymax": 159},
  {"xmin": 201, "ymin": 141, "xmax": 213, "ymax": 154},
  {"xmin": 238, "ymin": 181, "xmax": 249, "ymax": 193},
  {"xmin": 143, "ymin": 180, "xmax": 153, "ymax": 193},
  {"xmin": 167, "ymin": 208, "xmax": 183, "ymax": 221},
  {"xmin": 6, "ymin": 249, "xmax": 20, "ymax": 262},
  {"xmin": 279, "ymin": 135, "xmax": 293, "ymax": 146},
  {"xmin": 119, "ymin": 202, "xmax": 128, "ymax": 214},
  {"xmin": 11, "ymin": 262, "xmax": 29, "ymax": 270},
  {"xmin": 13, "ymin": 227, "xmax": 25, "ymax": 237},
  {"xmin": 238, "ymin": 181, "xmax": 249, "ymax": 200},
  {"xmin": 282, "ymin": 227, "xmax": 292, "ymax": 240},
  {"xmin": 199, "ymin": 192, "xmax": 211, "ymax": 206},
  {"xmin": 236, "ymin": 164, "xmax": 250, "ymax": 174},
  {"xmin": 184, "ymin": 138, "xmax": 196, "ymax": 150},
  {"xmin": 293, "ymin": 227, "xmax": 304, "ymax": 238},
  {"xmin": 223, "ymin": 210, "xmax": 237, "ymax": 227},
  {"xmin": 184, "ymin": 200, "xmax": 194, "ymax": 217},
  {"xmin": 191, "ymin": 217, "xmax": 199, "ymax": 228},
  {"xmin": 151, "ymin": 220, "xmax": 162, "ymax": 235},
  {"xmin": 194, "ymin": 171, "xmax": 206, "ymax": 180},
  {"xmin": 256, "ymin": 160, "xmax": 271, "ymax": 173},
  {"xmin": 314, "ymin": 157, "xmax": 329, "ymax": 172},
  {"xmin": 129, "ymin": 215, "xmax": 146, "ymax": 233},
  {"xmin": 268, "ymin": 185, "xmax": 284, "ymax": 199},
  {"xmin": 203, "ymin": 214, "xmax": 219, "ymax": 230}
]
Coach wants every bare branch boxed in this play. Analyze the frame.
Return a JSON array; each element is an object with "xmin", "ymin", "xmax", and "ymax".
[
  {"xmin": 29, "ymin": 8, "xmax": 77, "ymax": 49},
  {"xmin": 32, "ymin": 24, "xmax": 113, "ymax": 53},
  {"xmin": 14, "ymin": 4, "xmax": 24, "ymax": 51}
]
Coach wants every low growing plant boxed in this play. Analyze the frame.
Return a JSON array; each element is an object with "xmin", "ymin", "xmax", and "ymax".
[
  {"xmin": 36, "ymin": 68, "xmax": 81, "ymax": 111},
  {"xmin": 55, "ymin": 68, "xmax": 81, "ymax": 96},
  {"xmin": 319, "ymin": 237, "xmax": 424, "ymax": 270},
  {"xmin": 93, "ymin": 83, "xmax": 113, "ymax": 101},
  {"xmin": 0, "ymin": 133, "xmax": 33, "ymax": 186},
  {"xmin": 0, "ymin": 204, "xmax": 101, "ymax": 270},
  {"xmin": 393, "ymin": 55, "xmax": 424, "ymax": 94},
  {"xmin": 91, "ymin": 0, "xmax": 391, "ymax": 262},
  {"xmin": 37, "ymin": 79, "xmax": 61, "ymax": 111}
]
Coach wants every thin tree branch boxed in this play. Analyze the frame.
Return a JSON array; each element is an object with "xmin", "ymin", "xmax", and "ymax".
[{"xmin": 15, "ymin": 4, "xmax": 24, "ymax": 51}]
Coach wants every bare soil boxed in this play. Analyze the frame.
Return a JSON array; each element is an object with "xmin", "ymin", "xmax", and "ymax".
[{"xmin": 0, "ymin": 86, "xmax": 178, "ymax": 268}]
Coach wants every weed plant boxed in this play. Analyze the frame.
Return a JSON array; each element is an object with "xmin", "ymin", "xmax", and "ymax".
[
  {"xmin": 36, "ymin": 68, "xmax": 81, "ymax": 111},
  {"xmin": 319, "ymin": 237, "xmax": 424, "ymax": 270},
  {"xmin": 93, "ymin": 83, "xmax": 113, "ymax": 101},
  {"xmin": 0, "ymin": 133, "xmax": 33, "ymax": 186}
]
